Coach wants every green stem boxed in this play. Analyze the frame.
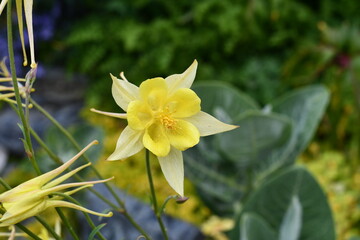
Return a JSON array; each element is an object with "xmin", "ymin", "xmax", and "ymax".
[
  {"xmin": 145, "ymin": 150, "xmax": 169, "ymax": 240},
  {"xmin": 55, "ymin": 208, "xmax": 80, "ymax": 240},
  {"xmin": 159, "ymin": 195, "xmax": 177, "ymax": 215},
  {"xmin": 30, "ymin": 127, "xmax": 62, "ymax": 164},
  {"xmin": 0, "ymin": 177, "xmax": 11, "ymax": 189},
  {"xmin": 6, "ymin": 111, "xmax": 73, "ymax": 239},
  {"xmin": 6, "ymin": 0, "xmax": 40, "ymax": 175},
  {"xmin": 15, "ymin": 224, "xmax": 42, "ymax": 240},
  {"xmin": 30, "ymin": 98, "xmax": 151, "ymax": 240},
  {"xmin": 52, "ymin": 192, "xmax": 107, "ymax": 240},
  {"xmin": 30, "ymin": 98, "xmax": 124, "ymax": 204},
  {"xmin": 34, "ymin": 216, "xmax": 62, "ymax": 240},
  {"xmin": 29, "ymin": 125, "xmax": 127, "ymax": 210}
]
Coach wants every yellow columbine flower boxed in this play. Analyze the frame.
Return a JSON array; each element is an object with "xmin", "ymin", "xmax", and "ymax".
[
  {"xmin": 0, "ymin": 0, "xmax": 36, "ymax": 68},
  {"xmin": 91, "ymin": 60, "xmax": 238, "ymax": 196},
  {"xmin": 0, "ymin": 140, "xmax": 113, "ymax": 227}
]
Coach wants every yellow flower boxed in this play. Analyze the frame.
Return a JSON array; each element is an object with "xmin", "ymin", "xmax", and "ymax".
[
  {"xmin": 0, "ymin": 140, "xmax": 113, "ymax": 227},
  {"xmin": 0, "ymin": 0, "xmax": 36, "ymax": 68},
  {"xmin": 92, "ymin": 60, "xmax": 238, "ymax": 196}
]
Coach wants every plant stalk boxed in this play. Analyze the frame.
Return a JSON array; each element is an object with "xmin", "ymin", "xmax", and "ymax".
[
  {"xmin": 145, "ymin": 150, "xmax": 169, "ymax": 240},
  {"xmin": 6, "ymin": 0, "xmax": 40, "ymax": 175},
  {"xmin": 30, "ymin": 98, "xmax": 151, "ymax": 239}
]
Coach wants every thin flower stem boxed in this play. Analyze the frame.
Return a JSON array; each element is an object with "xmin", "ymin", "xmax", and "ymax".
[
  {"xmin": 6, "ymin": 0, "xmax": 40, "ymax": 175},
  {"xmin": 0, "ymin": 177, "xmax": 11, "ymax": 189},
  {"xmin": 29, "ymin": 127, "xmax": 63, "ymax": 164},
  {"xmin": 30, "ymin": 98, "xmax": 151, "ymax": 239},
  {"xmin": 145, "ymin": 150, "xmax": 169, "ymax": 240},
  {"xmin": 159, "ymin": 196, "xmax": 177, "ymax": 216},
  {"xmin": 55, "ymin": 208, "xmax": 80, "ymax": 240},
  {"xmin": 52, "ymin": 192, "xmax": 107, "ymax": 240},
  {"xmin": 8, "ymin": 106, "xmax": 75, "ymax": 240},
  {"xmin": 29, "ymin": 125, "xmax": 125, "ymax": 210},
  {"xmin": 15, "ymin": 224, "xmax": 42, "ymax": 240},
  {"xmin": 34, "ymin": 216, "xmax": 62, "ymax": 240},
  {"xmin": 30, "ymin": 98, "xmax": 124, "ymax": 204}
]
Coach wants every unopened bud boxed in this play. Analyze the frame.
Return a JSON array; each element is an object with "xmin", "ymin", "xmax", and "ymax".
[
  {"xmin": 25, "ymin": 66, "xmax": 37, "ymax": 87},
  {"xmin": 176, "ymin": 196, "xmax": 189, "ymax": 204}
]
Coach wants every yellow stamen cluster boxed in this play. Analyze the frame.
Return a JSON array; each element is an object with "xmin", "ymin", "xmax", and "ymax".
[{"xmin": 159, "ymin": 113, "xmax": 177, "ymax": 130}]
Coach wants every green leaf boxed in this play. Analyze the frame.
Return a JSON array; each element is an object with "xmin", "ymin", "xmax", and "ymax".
[
  {"xmin": 185, "ymin": 111, "xmax": 293, "ymax": 215},
  {"xmin": 193, "ymin": 81, "xmax": 259, "ymax": 123},
  {"xmin": 88, "ymin": 223, "xmax": 107, "ymax": 240},
  {"xmin": 279, "ymin": 196, "xmax": 302, "ymax": 240},
  {"xmin": 271, "ymin": 85, "xmax": 330, "ymax": 162},
  {"xmin": 217, "ymin": 111, "xmax": 293, "ymax": 175},
  {"xmin": 185, "ymin": 146, "xmax": 243, "ymax": 215},
  {"xmin": 232, "ymin": 166, "xmax": 335, "ymax": 240},
  {"xmin": 240, "ymin": 213, "xmax": 277, "ymax": 240}
]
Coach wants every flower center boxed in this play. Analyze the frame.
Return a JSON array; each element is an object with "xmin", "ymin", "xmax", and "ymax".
[{"xmin": 157, "ymin": 112, "xmax": 177, "ymax": 130}]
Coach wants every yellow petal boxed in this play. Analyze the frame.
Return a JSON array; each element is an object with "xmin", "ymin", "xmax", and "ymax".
[
  {"xmin": 45, "ymin": 200, "xmax": 113, "ymax": 218},
  {"xmin": 15, "ymin": 0, "xmax": 28, "ymax": 66},
  {"xmin": 166, "ymin": 119, "xmax": 199, "ymax": 151},
  {"xmin": 23, "ymin": 0, "xmax": 36, "ymax": 68},
  {"xmin": 185, "ymin": 111, "xmax": 239, "ymax": 136},
  {"xmin": 44, "ymin": 163, "xmax": 91, "ymax": 189},
  {"xmin": 139, "ymin": 77, "xmax": 168, "ymax": 111},
  {"xmin": 0, "ymin": 0, "xmax": 8, "ymax": 15},
  {"xmin": 107, "ymin": 126, "xmax": 144, "ymax": 161},
  {"xmin": 40, "ymin": 177, "xmax": 114, "ymax": 197},
  {"xmin": 165, "ymin": 60, "xmax": 198, "ymax": 95},
  {"xmin": 158, "ymin": 148, "xmax": 184, "ymax": 196},
  {"xmin": 111, "ymin": 74, "xmax": 139, "ymax": 111},
  {"xmin": 143, "ymin": 123, "xmax": 170, "ymax": 157},
  {"xmin": 0, "ymin": 199, "xmax": 44, "ymax": 226},
  {"xmin": 0, "ymin": 141, "xmax": 97, "ymax": 203},
  {"xmin": 166, "ymin": 88, "xmax": 201, "ymax": 118},
  {"xmin": 127, "ymin": 100, "xmax": 153, "ymax": 130}
]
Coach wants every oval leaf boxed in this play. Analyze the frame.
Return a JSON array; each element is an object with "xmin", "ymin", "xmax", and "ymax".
[
  {"xmin": 193, "ymin": 81, "xmax": 259, "ymax": 123},
  {"xmin": 271, "ymin": 85, "xmax": 330, "ymax": 162},
  {"xmin": 240, "ymin": 213, "xmax": 277, "ymax": 240},
  {"xmin": 233, "ymin": 166, "xmax": 335, "ymax": 240}
]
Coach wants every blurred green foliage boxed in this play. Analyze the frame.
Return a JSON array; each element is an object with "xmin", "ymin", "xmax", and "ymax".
[{"xmin": 45, "ymin": 0, "xmax": 359, "ymax": 108}]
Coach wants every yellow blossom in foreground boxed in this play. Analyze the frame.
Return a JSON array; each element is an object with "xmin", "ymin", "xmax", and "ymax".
[
  {"xmin": 0, "ymin": 0, "xmax": 36, "ymax": 68},
  {"xmin": 0, "ymin": 140, "xmax": 113, "ymax": 227},
  {"xmin": 91, "ymin": 60, "xmax": 238, "ymax": 196}
]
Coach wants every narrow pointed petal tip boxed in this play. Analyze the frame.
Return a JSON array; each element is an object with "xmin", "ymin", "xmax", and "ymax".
[
  {"xmin": 186, "ymin": 111, "xmax": 239, "ymax": 137},
  {"xmin": 90, "ymin": 108, "xmax": 127, "ymax": 119},
  {"xmin": 106, "ymin": 126, "xmax": 144, "ymax": 161},
  {"xmin": 111, "ymin": 73, "xmax": 139, "ymax": 111},
  {"xmin": 158, "ymin": 148, "xmax": 184, "ymax": 196},
  {"xmin": 166, "ymin": 59, "xmax": 198, "ymax": 93}
]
